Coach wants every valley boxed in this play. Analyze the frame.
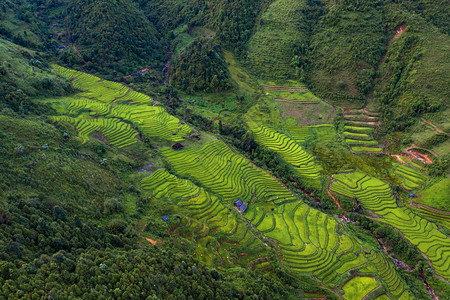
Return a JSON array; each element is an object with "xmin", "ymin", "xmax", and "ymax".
[{"xmin": 0, "ymin": 0, "xmax": 448, "ymax": 299}]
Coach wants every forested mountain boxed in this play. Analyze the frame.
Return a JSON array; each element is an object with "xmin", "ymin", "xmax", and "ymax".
[
  {"xmin": 66, "ymin": 0, "xmax": 164, "ymax": 74},
  {"xmin": 170, "ymin": 39, "xmax": 233, "ymax": 93},
  {"xmin": 0, "ymin": 0, "xmax": 449, "ymax": 299}
]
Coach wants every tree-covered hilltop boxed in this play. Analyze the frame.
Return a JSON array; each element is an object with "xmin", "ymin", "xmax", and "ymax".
[
  {"xmin": 169, "ymin": 39, "xmax": 234, "ymax": 93},
  {"xmin": 66, "ymin": 0, "xmax": 165, "ymax": 74},
  {"xmin": 134, "ymin": 0, "xmax": 268, "ymax": 56}
]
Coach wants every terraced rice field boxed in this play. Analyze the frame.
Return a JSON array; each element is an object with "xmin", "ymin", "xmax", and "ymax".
[
  {"xmin": 158, "ymin": 141, "xmax": 412, "ymax": 296},
  {"xmin": 52, "ymin": 64, "xmax": 153, "ymax": 104},
  {"xmin": 412, "ymin": 206, "xmax": 450, "ymax": 229},
  {"xmin": 342, "ymin": 276, "xmax": 379, "ymax": 300},
  {"xmin": 331, "ymin": 172, "xmax": 450, "ymax": 280},
  {"xmin": 286, "ymin": 123, "xmax": 335, "ymax": 143},
  {"xmin": 51, "ymin": 116, "xmax": 138, "ymax": 148},
  {"xmin": 248, "ymin": 124, "xmax": 321, "ymax": 179},
  {"xmin": 263, "ymin": 82, "xmax": 320, "ymax": 107},
  {"xmin": 140, "ymin": 169, "xmax": 273, "ymax": 269},
  {"xmin": 398, "ymin": 156, "xmax": 426, "ymax": 171},
  {"xmin": 48, "ymin": 66, "xmax": 191, "ymax": 143},
  {"xmin": 245, "ymin": 202, "xmax": 374, "ymax": 287},
  {"xmin": 393, "ymin": 164, "xmax": 429, "ymax": 191},
  {"xmin": 140, "ymin": 169, "xmax": 200, "ymax": 200},
  {"xmin": 343, "ymin": 109, "xmax": 383, "ymax": 153},
  {"xmin": 160, "ymin": 140, "xmax": 297, "ymax": 204},
  {"xmin": 365, "ymin": 251, "xmax": 414, "ymax": 300}
]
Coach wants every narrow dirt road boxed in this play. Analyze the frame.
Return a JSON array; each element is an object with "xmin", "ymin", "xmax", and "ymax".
[{"xmin": 420, "ymin": 118, "xmax": 449, "ymax": 136}]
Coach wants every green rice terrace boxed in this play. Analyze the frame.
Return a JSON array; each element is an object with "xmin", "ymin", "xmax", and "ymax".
[
  {"xmin": 19, "ymin": 58, "xmax": 445, "ymax": 300},
  {"xmin": 248, "ymin": 123, "xmax": 322, "ymax": 180},
  {"xmin": 330, "ymin": 172, "xmax": 450, "ymax": 281},
  {"xmin": 141, "ymin": 164, "xmax": 414, "ymax": 299},
  {"xmin": 1, "ymin": 2, "xmax": 449, "ymax": 297},
  {"xmin": 343, "ymin": 109, "xmax": 383, "ymax": 153},
  {"xmin": 46, "ymin": 66, "xmax": 191, "ymax": 143},
  {"xmin": 40, "ymin": 62, "xmax": 447, "ymax": 300},
  {"xmin": 393, "ymin": 164, "xmax": 430, "ymax": 191}
]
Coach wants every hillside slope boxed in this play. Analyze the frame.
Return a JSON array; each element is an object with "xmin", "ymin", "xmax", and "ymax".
[{"xmin": 66, "ymin": 0, "xmax": 164, "ymax": 74}]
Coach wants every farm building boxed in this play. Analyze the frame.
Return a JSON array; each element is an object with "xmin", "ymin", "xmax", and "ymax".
[
  {"xmin": 234, "ymin": 199, "xmax": 247, "ymax": 212},
  {"xmin": 172, "ymin": 142, "xmax": 184, "ymax": 150}
]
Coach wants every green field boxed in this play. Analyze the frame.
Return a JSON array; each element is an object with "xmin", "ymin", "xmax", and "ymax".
[
  {"xmin": 345, "ymin": 139, "xmax": 378, "ymax": 146},
  {"xmin": 351, "ymin": 146, "xmax": 383, "ymax": 153},
  {"xmin": 47, "ymin": 66, "xmax": 191, "ymax": 143},
  {"xmin": 160, "ymin": 140, "xmax": 297, "ymax": 204},
  {"xmin": 342, "ymin": 110, "xmax": 382, "ymax": 154},
  {"xmin": 140, "ymin": 168, "xmax": 275, "ymax": 269},
  {"xmin": 393, "ymin": 164, "xmax": 429, "ymax": 191},
  {"xmin": 52, "ymin": 65, "xmax": 153, "ymax": 104},
  {"xmin": 331, "ymin": 172, "xmax": 450, "ymax": 280},
  {"xmin": 249, "ymin": 124, "xmax": 322, "ymax": 179},
  {"xmin": 343, "ymin": 132, "xmax": 371, "ymax": 139},
  {"xmin": 51, "ymin": 115, "xmax": 138, "ymax": 148},
  {"xmin": 365, "ymin": 251, "xmax": 414, "ymax": 300},
  {"xmin": 157, "ymin": 141, "xmax": 414, "ymax": 296},
  {"xmin": 342, "ymin": 276, "xmax": 379, "ymax": 300},
  {"xmin": 416, "ymin": 177, "xmax": 450, "ymax": 211},
  {"xmin": 284, "ymin": 121, "xmax": 336, "ymax": 143}
]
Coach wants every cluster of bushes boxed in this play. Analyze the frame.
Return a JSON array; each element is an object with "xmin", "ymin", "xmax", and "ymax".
[{"xmin": 0, "ymin": 196, "xmax": 299, "ymax": 299}]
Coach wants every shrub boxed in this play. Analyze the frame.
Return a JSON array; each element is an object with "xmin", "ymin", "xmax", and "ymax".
[
  {"xmin": 104, "ymin": 198, "xmax": 123, "ymax": 215},
  {"xmin": 106, "ymin": 219, "xmax": 127, "ymax": 234}
]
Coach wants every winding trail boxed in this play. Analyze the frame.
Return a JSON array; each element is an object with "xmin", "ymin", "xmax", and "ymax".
[
  {"xmin": 327, "ymin": 179, "xmax": 342, "ymax": 209},
  {"xmin": 64, "ymin": 21, "xmax": 88, "ymax": 68},
  {"xmin": 420, "ymin": 118, "xmax": 449, "ymax": 136}
]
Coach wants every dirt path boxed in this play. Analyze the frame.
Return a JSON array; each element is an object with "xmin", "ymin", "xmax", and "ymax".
[
  {"xmin": 327, "ymin": 179, "xmax": 342, "ymax": 209},
  {"xmin": 64, "ymin": 21, "xmax": 88, "ymax": 68},
  {"xmin": 420, "ymin": 118, "xmax": 449, "ymax": 136},
  {"xmin": 365, "ymin": 24, "xmax": 406, "ymax": 106}
]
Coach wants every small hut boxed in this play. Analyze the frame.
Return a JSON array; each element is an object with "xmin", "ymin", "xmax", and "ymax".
[{"xmin": 172, "ymin": 143, "xmax": 184, "ymax": 150}]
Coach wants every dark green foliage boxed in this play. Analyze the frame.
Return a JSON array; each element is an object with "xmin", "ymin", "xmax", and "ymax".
[
  {"xmin": 0, "ymin": 39, "xmax": 71, "ymax": 114},
  {"xmin": 66, "ymin": 0, "xmax": 164, "ymax": 74},
  {"xmin": 428, "ymin": 154, "xmax": 450, "ymax": 177},
  {"xmin": 374, "ymin": 9, "xmax": 449, "ymax": 133},
  {"xmin": 170, "ymin": 40, "xmax": 233, "ymax": 93},
  {"xmin": 0, "ymin": 243, "xmax": 295, "ymax": 299},
  {"xmin": 307, "ymin": 4, "xmax": 388, "ymax": 105},
  {"xmin": 136, "ymin": 0, "xmax": 268, "ymax": 55},
  {"xmin": 104, "ymin": 198, "xmax": 124, "ymax": 215}
]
